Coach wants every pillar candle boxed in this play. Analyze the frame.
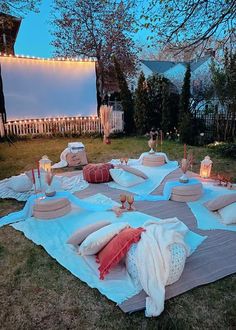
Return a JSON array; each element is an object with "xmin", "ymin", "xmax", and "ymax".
[
  {"xmin": 31, "ymin": 169, "xmax": 35, "ymax": 184},
  {"xmin": 184, "ymin": 144, "xmax": 187, "ymax": 159},
  {"xmin": 37, "ymin": 162, "xmax": 40, "ymax": 178}
]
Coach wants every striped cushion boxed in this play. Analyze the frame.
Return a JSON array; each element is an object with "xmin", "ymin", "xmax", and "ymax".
[
  {"xmin": 83, "ymin": 163, "xmax": 114, "ymax": 183},
  {"xmin": 33, "ymin": 198, "xmax": 71, "ymax": 219},
  {"xmin": 171, "ymin": 183, "xmax": 203, "ymax": 196},
  {"xmin": 171, "ymin": 193, "xmax": 202, "ymax": 202}
]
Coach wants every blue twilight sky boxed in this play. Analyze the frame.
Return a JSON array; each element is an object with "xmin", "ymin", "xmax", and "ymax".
[
  {"xmin": 15, "ymin": 0, "xmax": 149, "ymax": 58},
  {"xmin": 15, "ymin": 0, "xmax": 54, "ymax": 57}
]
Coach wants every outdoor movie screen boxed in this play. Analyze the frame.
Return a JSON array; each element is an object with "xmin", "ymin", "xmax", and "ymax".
[{"xmin": 0, "ymin": 56, "xmax": 97, "ymax": 120}]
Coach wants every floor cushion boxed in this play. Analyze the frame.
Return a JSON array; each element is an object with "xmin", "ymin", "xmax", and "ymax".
[
  {"xmin": 204, "ymin": 193, "xmax": 236, "ymax": 211},
  {"xmin": 218, "ymin": 202, "xmax": 236, "ymax": 225},
  {"xmin": 33, "ymin": 197, "xmax": 71, "ymax": 220},
  {"xmin": 142, "ymin": 155, "xmax": 165, "ymax": 167},
  {"xmin": 83, "ymin": 163, "xmax": 114, "ymax": 183},
  {"xmin": 170, "ymin": 183, "xmax": 203, "ymax": 202}
]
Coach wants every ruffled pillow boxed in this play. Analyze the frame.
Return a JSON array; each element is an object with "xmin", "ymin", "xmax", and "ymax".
[
  {"xmin": 67, "ymin": 221, "xmax": 111, "ymax": 246},
  {"xmin": 109, "ymin": 168, "xmax": 145, "ymax": 187},
  {"xmin": 96, "ymin": 227, "xmax": 145, "ymax": 280},
  {"xmin": 78, "ymin": 222, "xmax": 129, "ymax": 256},
  {"xmin": 218, "ymin": 202, "xmax": 236, "ymax": 225}
]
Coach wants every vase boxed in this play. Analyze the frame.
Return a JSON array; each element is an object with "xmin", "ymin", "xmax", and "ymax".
[
  {"xmin": 148, "ymin": 139, "xmax": 156, "ymax": 154},
  {"xmin": 179, "ymin": 173, "xmax": 189, "ymax": 183}
]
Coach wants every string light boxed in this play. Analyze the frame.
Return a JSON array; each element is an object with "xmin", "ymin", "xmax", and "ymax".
[{"xmin": 0, "ymin": 53, "xmax": 96, "ymax": 62}]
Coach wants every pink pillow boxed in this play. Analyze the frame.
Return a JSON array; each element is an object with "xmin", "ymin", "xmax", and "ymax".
[
  {"xmin": 204, "ymin": 193, "xmax": 236, "ymax": 211},
  {"xmin": 117, "ymin": 165, "xmax": 148, "ymax": 179},
  {"xmin": 67, "ymin": 221, "xmax": 111, "ymax": 246},
  {"xmin": 96, "ymin": 227, "xmax": 145, "ymax": 280}
]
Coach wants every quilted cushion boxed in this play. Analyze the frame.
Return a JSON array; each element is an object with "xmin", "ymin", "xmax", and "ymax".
[
  {"xmin": 33, "ymin": 197, "xmax": 71, "ymax": 220},
  {"xmin": 171, "ymin": 193, "xmax": 202, "ymax": 202},
  {"xmin": 142, "ymin": 155, "xmax": 165, "ymax": 167},
  {"xmin": 171, "ymin": 183, "xmax": 203, "ymax": 196},
  {"xmin": 83, "ymin": 163, "xmax": 114, "ymax": 183}
]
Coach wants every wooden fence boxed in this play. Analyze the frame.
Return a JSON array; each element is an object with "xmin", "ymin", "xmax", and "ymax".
[{"xmin": 3, "ymin": 111, "xmax": 124, "ymax": 137}]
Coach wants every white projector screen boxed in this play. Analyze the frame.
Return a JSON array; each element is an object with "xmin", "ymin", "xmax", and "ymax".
[{"xmin": 0, "ymin": 56, "xmax": 97, "ymax": 120}]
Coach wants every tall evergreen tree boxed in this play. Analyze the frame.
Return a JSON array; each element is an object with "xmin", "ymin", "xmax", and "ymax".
[
  {"xmin": 179, "ymin": 64, "xmax": 194, "ymax": 143},
  {"xmin": 134, "ymin": 72, "xmax": 150, "ymax": 134},
  {"xmin": 114, "ymin": 57, "xmax": 134, "ymax": 134}
]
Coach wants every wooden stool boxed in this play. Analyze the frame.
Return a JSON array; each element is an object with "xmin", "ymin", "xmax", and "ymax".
[
  {"xmin": 170, "ymin": 182, "xmax": 203, "ymax": 202},
  {"xmin": 33, "ymin": 197, "xmax": 71, "ymax": 220},
  {"xmin": 142, "ymin": 154, "xmax": 165, "ymax": 167}
]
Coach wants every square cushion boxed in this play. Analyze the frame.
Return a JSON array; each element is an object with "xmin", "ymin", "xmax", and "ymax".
[
  {"xmin": 66, "ymin": 150, "xmax": 88, "ymax": 167},
  {"xmin": 109, "ymin": 168, "xmax": 145, "ymax": 187},
  {"xmin": 218, "ymin": 202, "xmax": 236, "ymax": 225},
  {"xmin": 96, "ymin": 227, "xmax": 145, "ymax": 280},
  {"xmin": 204, "ymin": 193, "xmax": 236, "ymax": 211},
  {"xmin": 78, "ymin": 222, "xmax": 129, "ymax": 256},
  {"xmin": 117, "ymin": 165, "xmax": 148, "ymax": 180},
  {"xmin": 67, "ymin": 221, "xmax": 111, "ymax": 246}
]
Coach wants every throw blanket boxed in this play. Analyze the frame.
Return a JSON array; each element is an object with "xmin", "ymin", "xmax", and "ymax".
[
  {"xmin": 0, "ymin": 193, "xmax": 206, "ymax": 307},
  {"xmin": 0, "ymin": 174, "xmax": 89, "ymax": 202},
  {"xmin": 136, "ymin": 218, "xmax": 190, "ymax": 317},
  {"xmin": 108, "ymin": 153, "xmax": 178, "ymax": 195}
]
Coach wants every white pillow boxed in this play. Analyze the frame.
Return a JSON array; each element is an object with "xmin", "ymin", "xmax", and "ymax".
[
  {"xmin": 218, "ymin": 202, "xmax": 236, "ymax": 225},
  {"xmin": 7, "ymin": 174, "xmax": 33, "ymax": 192},
  {"xmin": 109, "ymin": 168, "xmax": 145, "ymax": 187},
  {"xmin": 78, "ymin": 222, "xmax": 129, "ymax": 256}
]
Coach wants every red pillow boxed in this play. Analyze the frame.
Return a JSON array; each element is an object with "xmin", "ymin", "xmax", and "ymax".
[{"xmin": 96, "ymin": 227, "xmax": 145, "ymax": 280}]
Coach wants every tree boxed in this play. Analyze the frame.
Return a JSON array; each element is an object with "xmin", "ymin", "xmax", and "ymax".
[
  {"xmin": 0, "ymin": 1, "xmax": 41, "ymax": 18},
  {"xmin": 179, "ymin": 64, "xmax": 194, "ymax": 143},
  {"xmin": 211, "ymin": 50, "xmax": 236, "ymax": 141},
  {"xmin": 134, "ymin": 72, "xmax": 150, "ymax": 134},
  {"xmin": 113, "ymin": 57, "xmax": 134, "ymax": 134},
  {"xmin": 51, "ymin": 0, "xmax": 138, "ymax": 111},
  {"xmin": 141, "ymin": 0, "xmax": 236, "ymax": 55}
]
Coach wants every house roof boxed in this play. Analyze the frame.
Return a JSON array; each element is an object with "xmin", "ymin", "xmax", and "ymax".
[{"xmin": 141, "ymin": 55, "xmax": 211, "ymax": 74}]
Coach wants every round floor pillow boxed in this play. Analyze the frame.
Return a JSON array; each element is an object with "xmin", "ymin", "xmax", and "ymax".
[{"xmin": 83, "ymin": 163, "xmax": 114, "ymax": 183}]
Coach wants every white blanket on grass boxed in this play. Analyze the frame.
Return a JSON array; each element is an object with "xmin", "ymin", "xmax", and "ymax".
[
  {"xmin": 0, "ymin": 173, "xmax": 89, "ymax": 202},
  {"xmin": 0, "ymin": 193, "xmax": 206, "ymax": 307},
  {"xmin": 108, "ymin": 152, "xmax": 178, "ymax": 195},
  {"xmin": 136, "ymin": 219, "xmax": 190, "ymax": 317}
]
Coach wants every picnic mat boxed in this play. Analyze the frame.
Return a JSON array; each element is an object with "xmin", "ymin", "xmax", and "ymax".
[{"xmin": 0, "ymin": 193, "xmax": 205, "ymax": 306}]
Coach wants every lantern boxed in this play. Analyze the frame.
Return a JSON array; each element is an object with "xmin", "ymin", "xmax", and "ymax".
[
  {"xmin": 39, "ymin": 155, "xmax": 52, "ymax": 172},
  {"xmin": 200, "ymin": 156, "xmax": 213, "ymax": 178}
]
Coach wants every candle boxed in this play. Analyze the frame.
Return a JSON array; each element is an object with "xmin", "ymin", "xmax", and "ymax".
[
  {"xmin": 184, "ymin": 144, "xmax": 187, "ymax": 159},
  {"xmin": 31, "ymin": 168, "xmax": 35, "ymax": 184},
  {"xmin": 37, "ymin": 162, "xmax": 40, "ymax": 178}
]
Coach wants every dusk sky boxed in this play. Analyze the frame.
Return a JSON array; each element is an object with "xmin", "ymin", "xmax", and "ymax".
[{"xmin": 15, "ymin": 0, "xmax": 148, "ymax": 58}]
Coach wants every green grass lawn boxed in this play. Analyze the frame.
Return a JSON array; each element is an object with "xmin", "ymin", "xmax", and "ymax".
[{"xmin": 0, "ymin": 136, "xmax": 235, "ymax": 329}]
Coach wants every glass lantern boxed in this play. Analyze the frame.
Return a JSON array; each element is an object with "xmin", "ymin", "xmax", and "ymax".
[
  {"xmin": 39, "ymin": 155, "xmax": 52, "ymax": 172},
  {"xmin": 200, "ymin": 156, "xmax": 213, "ymax": 178}
]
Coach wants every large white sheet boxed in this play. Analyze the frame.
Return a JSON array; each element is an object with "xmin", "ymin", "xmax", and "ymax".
[
  {"xmin": 0, "ymin": 56, "xmax": 97, "ymax": 120},
  {"xmin": 0, "ymin": 193, "xmax": 206, "ymax": 306}
]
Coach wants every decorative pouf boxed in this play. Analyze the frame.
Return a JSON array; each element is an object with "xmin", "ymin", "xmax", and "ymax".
[
  {"xmin": 170, "ymin": 182, "xmax": 203, "ymax": 202},
  {"xmin": 7, "ymin": 174, "xmax": 33, "ymax": 192},
  {"xmin": 33, "ymin": 197, "xmax": 71, "ymax": 220},
  {"xmin": 66, "ymin": 150, "xmax": 88, "ymax": 167},
  {"xmin": 142, "ymin": 154, "xmax": 165, "ymax": 167},
  {"xmin": 83, "ymin": 163, "xmax": 114, "ymax": 183}
]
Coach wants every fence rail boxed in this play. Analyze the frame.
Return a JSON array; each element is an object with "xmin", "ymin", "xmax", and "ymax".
[{"xmin": 3, "ymin": 111, "xmax": 124, "ymax": 137}]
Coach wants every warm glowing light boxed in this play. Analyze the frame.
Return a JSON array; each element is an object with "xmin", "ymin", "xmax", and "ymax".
[
  {"xmin": 200, "ymin": 156, "xmax": 213, "ymax": 179},
  {"xmin": 39, "ymin": 155, "xmax": 52, "ymax": 172}
]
